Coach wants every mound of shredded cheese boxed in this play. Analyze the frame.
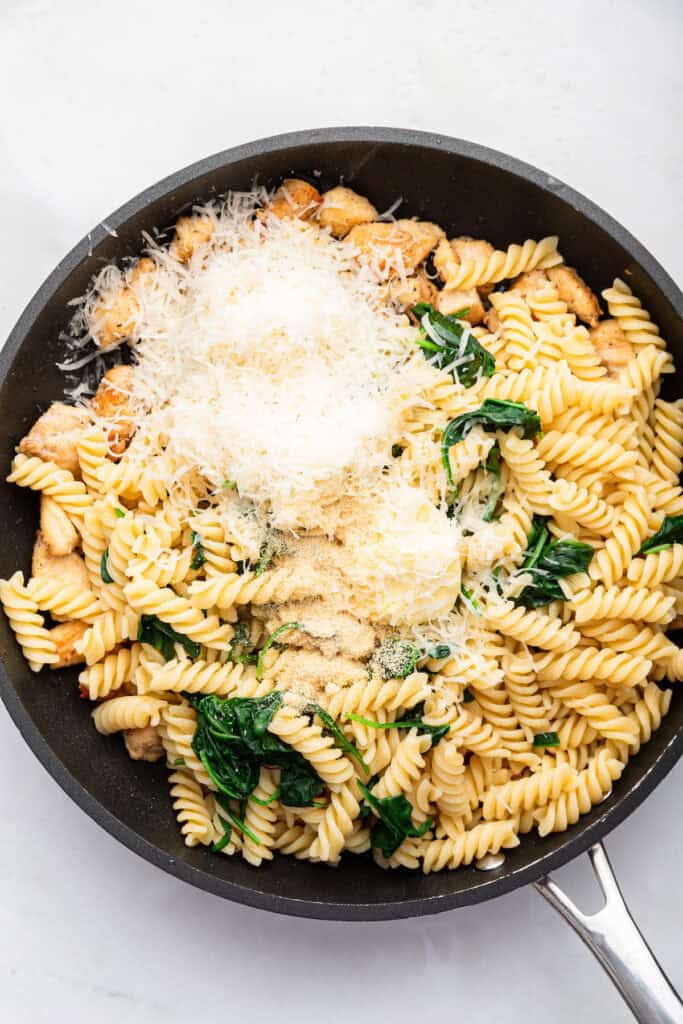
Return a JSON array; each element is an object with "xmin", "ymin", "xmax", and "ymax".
[
  {"xmin": 122, "ymin": 198, "xmax": 422, "ymax": 531},
  {"xmin": 71, "ymin": 190, "xmax": 508, "ymax": 639}
]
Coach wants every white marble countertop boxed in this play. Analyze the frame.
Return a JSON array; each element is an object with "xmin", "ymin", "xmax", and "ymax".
[{"xmin": 1, "ymin": 1, "xmax": 681, "ymax": 1021}]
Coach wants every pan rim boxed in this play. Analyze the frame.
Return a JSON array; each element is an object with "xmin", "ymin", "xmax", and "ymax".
[{"xmin": 1, "ymin": 125, "xmax": 682, "ymax": 920}]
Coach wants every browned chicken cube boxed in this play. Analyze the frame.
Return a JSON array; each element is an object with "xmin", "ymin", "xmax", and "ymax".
[
  {"xmin": 386, "ymin": 271, "xmax": 438, "ymax": 310},
  {"xmin": 266, "ymin": 179, "xmax": 322, "ymax": 221},
  {"xmin": 49, "ymin": 621, "xmax": 88, "ymax": 668},
  {"xmin": 547, "ymin": 266, "xmax": 601, "ymax": 327},
  {"xmin": 170, "ymin": 215, "xmax": 215, "ymax": 263},
  {"xmin": 437, "ymin": 287, "xmax": 485, "ymax": 325},
  {"xmin": 509, "ymin": 269, "xmax": 550, "ymax": 299},
  {"xmin": 40, "ymin": 495, "xmax": 79, "ymax": 555},
  {"xmin": 319, "ymin": 186, "xmax": 377, "ymax": 237},
  {"xmin": 18, "ymin": 402, "xmax": 90, "ymax": 476},
  {"xmin": 90, "ymin": 257, "xmax": 156, "ymax": 348},
  {"xmin": 590, "ymin": 319, "xmax": 634, "ymax": 376},
  {"xmin": 32, "ymin": 533, "xmax": 91, "ymax": 589},
  {"xmin": 124, "ymin": 725, "xmax": 164, "ymax": 762},
  {"xmin": 346, "ymin": 220, "xmax": 444, "ymax": 278},
  {"xmin": 90, "ymin": 365, "xmax": 136, "ymax": 455}
]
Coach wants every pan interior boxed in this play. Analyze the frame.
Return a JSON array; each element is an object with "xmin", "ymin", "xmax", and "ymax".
[{"xmin": 1, "ymin": 129, "xmax": 681, "ymax": 919}]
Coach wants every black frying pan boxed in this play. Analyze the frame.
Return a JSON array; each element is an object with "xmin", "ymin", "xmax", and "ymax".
[{"xmin": 1, "ymin": 128, "xmax": 681, "ymax": 1021}]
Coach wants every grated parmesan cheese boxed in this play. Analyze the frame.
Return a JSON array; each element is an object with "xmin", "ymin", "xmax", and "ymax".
[
  {"xmin": 111, "ymin": 199, "xmax": 428, "ymax": 531},
  {"xmin": 69, "ymin": 188, "xmax": 493, "ymax": 632}
]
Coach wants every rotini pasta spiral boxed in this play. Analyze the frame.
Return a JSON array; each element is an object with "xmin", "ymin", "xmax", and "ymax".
[
  {"xmin": 8, "ymin": 454, "xmax": 92, "ymax": 519},
  {"xmin": 502, "ymin": 648, "xmax": 550, "ymax": 737},
  {"xmin": 242, "ymin": 767, "xmax": 280, "ymax": 866},
  {"xmin": 78, "ymin": 644, "xmax": 141, "ymax": 699},
  {"xmin": 618, "ymin": 345, "xmax": 673, "ymax": 394},
  {"xmin": 488, "ymin": 292, "xmax": 543, "ymax": 371},
  {"xmin": 570, "ymin": 584, "xmax": 675, "ymax": 625},
  {"xmin": 627, "ymin": 544, "xmax": 683, "ymax": 588},
  {"xmin": 548, "ymin": 479, "xmax": 615, "ymax": 534},
  {"xmin": 484, "ymin": 601, "xmax": 579, "ymax": 651},
  {"xmin": 558, "ymin": 325, "xmax": 607, "ymax": 381},
  {"xmin": 141, "ymin": 656, "xmax": 264, "ymax": 697},
  {"xmin": 324, "ymin": 672, "xmax": 431, "ymax": 720},
  {"xmin": 158, "ymin": 703, "xmax": 214, "ymax": 788},
  {"xmin": 469, "ymin": 685, "xmax": 539, "ymax": 767},
  {"xmin": 77, "ymin": 608, "xmax": 139, "ymax": 665},
  {"xmin": 438, "ymin": 236, "xmax": 561, "ymax": 291},
  {"xmin": 534, "ymin": 749, "xmax": 625, "ymax": 836},
  {"xmin": 268, "ymin": 705, "xmax": 355, "ymax": 787},
  {"xmin": 477, "ymin": 361, "xmax": 576, "ymax": 425},
  {"xmin": 308, "ymin": 779, "xmax": 361, "ymax": 863},
  {"xmin": 76, "ymin": 427, "xmax": 108, "ymax": 494},
  {"xmin": 421, "ymin": 820, "xmax": 520, "ymax": 873},
  {"xmin": 551, "ymin": 713, "xmax": 598, "ymax": 750},
  {"xmin": 92, "ymin": 694, "xmax": 166, "ymax": 734},
  {"xmin": 579, "ymin": 620, "xmax": 675, "ymax": 662},
  {"xmin": 430, "ymin": 739, "xmax": 468, "ymax": 819},
  {"xmin": 609, "ymin": 683, "xmax": 673, "ymax": 758},
  {"xmin": 26, "ymin": 577, "xmax": 103, "ymax": 623},
  {"xmin": 80, "ymin": 498, "xmax": 126, "ymax": 608},
  {"xmin": 123, "ymin": 577, "xmax": 233, "ymax": 649},
  {"xmin": 588, "ymin": 489, "xmax": 651, "ymax": 586},
  {"xmin": 534, "ymin": 647, "xmax": 652, "ymax": 687},
  {"xmin": 497, "ymin": 433, "xmax": 553, "ymax": 514},
  {"xmin": 0, "ymin": 571, "xmax": 58, "ymax": 671},
  {"xmin": 482, "ymin": 763, "xmax": 578, "ymax": 820},
  {"xmin": 541, "ymin": 681, "xmax": 639, "ymax": 744},
  {"xmin": 536, "ymin": 430, "xmax": 637, "ymax": 480},
  {"xmin": 169, "ymin": 768, "xmax": 215, "ymax": 847},
  {"xmin": 446, "ymin": 707, "xmax": 511, "ymax": 759},
  {"xmin": 371, "ymin": 729, "xmax": 431, "ymax": 799},
  {"xmin": 651, "ymin": 399, "xmax": 683, "ymax": 483},
  {"xmin": 187, "ymin": 566, "xmax": 323, "ymax": 610},
  {"xmin": 601, "ymin": 278, "xmax": 665, "ymax": 349},
  {"xmin": 127, "ymin": 530, "xmax": 194, "ymax": 588},
  {"xmin": 189, "ymin": 510, "xmax": 236, "ymax": 575}
]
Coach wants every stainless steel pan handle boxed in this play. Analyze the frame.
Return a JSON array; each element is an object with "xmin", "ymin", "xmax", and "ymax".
[{"xmin": 535, "ymin": 842, "xmax": 682, "ymax": 1023}]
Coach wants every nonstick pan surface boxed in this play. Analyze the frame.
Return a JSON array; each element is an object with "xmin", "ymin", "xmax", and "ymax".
[{"xmin": 0, "ymin": 127, "xmax": 681, "ymax": 920}]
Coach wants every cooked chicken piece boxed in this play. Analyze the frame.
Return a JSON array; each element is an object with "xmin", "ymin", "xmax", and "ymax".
[
  {"xmin": 509, "ymin": 269, "xmax": 550, "ymax": 298},
  {"xmin": 437, "ymin": 286, "xmax": 485, "ymax": 325},
  {"xmin": 433, "ymin": 238, "xmax": 458, "ymax": 282},
  {"xmin": 346, "ymin": 220, "xmax": 444, "ymax": 278},
  {"xmin": 590, "ymin": 319, "xmax": 634, "ymax": 376},
  {"xmin": 483, "ymin": 307, "xmax": 501, "ymax": 333},
  {"xmin": 266, "ymin": 179, "xmax": 322, "ymax": 221},
  {"xmin": 90, "ymin": 257, "xmax": 157, "ymax": 348},
  {"xmin": 547, "ymin": 266, "xmax": 601, "ymax": 327},
  {"xmin": 32, "ymin": 533, "xmax": 91, "ymax": 589},
  {"xmin": 40, "ymin": 495, "xmax": 79, "ymax": 555},
  {"xmin": 386, "ymin": 271, "xmax": 438, "ymax": 310},
  {"xmin": 90, "ymin": 365, "xmax": 135, "ymax": 455},
  {"xmin": 18, "ymin": 402, "xmax": 90, "ymax": 477},
  {"xmin": 129, "ymin": 256, "xmax": 157, "ymax": 285},
  {"xmin": 124, "ymin": 724, "xmax": 164, "ymax": 762},
  {"xmin": 49, "ymin": 621, "xmax": 88, "ymax": 668},
  {"xmin": 170, "ymin": 215, "xmax": 215, "ymax": 263},
  {"xmin": 435, "ymin": 236, "xmax": 496, "ymax": 295},
  {"xmin": 319, "ymin": 186, "xmax": 377, "ymax": 238},
  {"xmin": 90, "ymin": 288, "xmax": 139, "ymax": 349}
]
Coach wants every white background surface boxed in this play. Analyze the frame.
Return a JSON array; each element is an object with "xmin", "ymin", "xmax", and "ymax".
[{"xmin": 1, "ymin": 1, "xmax": 682, "ymax": 1021}]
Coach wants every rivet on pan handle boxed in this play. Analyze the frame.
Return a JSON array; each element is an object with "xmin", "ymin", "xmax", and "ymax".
[{"xmin": 535, "ymin": 842, "xmax": 682, "ymax": 1023}]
